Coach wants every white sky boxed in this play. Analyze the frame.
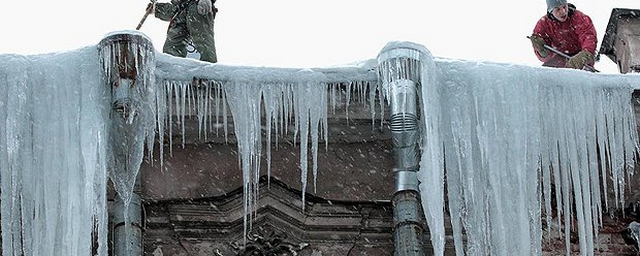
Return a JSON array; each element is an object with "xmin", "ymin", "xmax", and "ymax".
[{"xmin": 1, "ymin": 1, "xmax": 639, "ymax": 73}]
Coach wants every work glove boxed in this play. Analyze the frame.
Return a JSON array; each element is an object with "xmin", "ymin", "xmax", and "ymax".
[
  {"xmin": 530, "ymin": 34, "xmax": 549, "ymax": 58},
  {"xmin": 146, "ymin": 2, "xmax": 155, "ymax": 14},
  {"xmin": 565, "ymin": 50, "xmax": 594, "ymax": 69},
  {"xmin": 197, "ymin": 0, "xmax": 213, "ymax": 15}
]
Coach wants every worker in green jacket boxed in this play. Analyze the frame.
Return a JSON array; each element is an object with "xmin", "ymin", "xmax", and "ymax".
[{"xmin": 147, "ymin": 0, "xmax": 218, "ymax": 63}]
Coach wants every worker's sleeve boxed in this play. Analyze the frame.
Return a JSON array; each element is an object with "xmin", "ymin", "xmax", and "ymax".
[
  {"xmin": 573, "ymin": 11, "xmax": 598, "ymax": 54},
  {"xmin": 154, "ymin": 2, "xmax": 179, "ymax": 21},
  {"xmin": 532, "ymin": 18, "xmax": 554, "ymax": 63}
]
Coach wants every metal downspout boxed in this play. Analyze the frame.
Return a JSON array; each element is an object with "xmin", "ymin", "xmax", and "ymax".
[
  {"xmin": 99, "ymin": 32, "xmax": 155, "ymax": 256},
  {"xmin": 378, "ymin": 43, "xmax": 425, "ymax": 256},
  {"xmin": 113, "ymin": 176, "xmax": 143, "ymax": 255}
]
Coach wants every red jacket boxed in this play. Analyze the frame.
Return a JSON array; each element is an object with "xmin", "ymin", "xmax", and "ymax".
[{"xmin": 532, "ymin": 7, "xmax": 597, "ymax": 67}]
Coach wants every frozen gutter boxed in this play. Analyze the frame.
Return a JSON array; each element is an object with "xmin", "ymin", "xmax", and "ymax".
[{"xmin": 154, "ymin": 52, "xmax": 378, "ymax": 85}]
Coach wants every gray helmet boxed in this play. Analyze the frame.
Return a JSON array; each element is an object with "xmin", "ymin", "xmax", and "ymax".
[{"xmin": 546, "ymin": 0, "xmax": 567, "ymax": 12}]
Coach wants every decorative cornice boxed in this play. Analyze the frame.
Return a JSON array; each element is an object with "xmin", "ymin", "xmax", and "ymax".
[
  {"xmin": 144, "ymin": 177, "xmax": 396, "ymax": 255},
  {"xmin": 228, "ymin": 226, "xmax": 309, "ymax": 256}
]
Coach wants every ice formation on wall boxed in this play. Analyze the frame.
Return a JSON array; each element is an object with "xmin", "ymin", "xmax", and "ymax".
[
  {"xmin": 1, "ymin": 32, "xmax": 639, "ymax": 256},
  {"xmin": 417, "ymin": 58, "xmax": 640, "ymax": 256},
  {"xmin": 100, "ymin": 31, "xmax": 156, "ymax": 211},
  {"xmin": 0, "ymin": 47, "xmax": 110, "ymax": 256}
]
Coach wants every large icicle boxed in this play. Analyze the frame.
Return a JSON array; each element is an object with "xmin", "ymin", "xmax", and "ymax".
[
  {"xmin": 291, "ymin": 69, "xmax": 327, "ymax": 200},
  {"xmin": 223, "ymin": 74, "xmax": 264, "ymax": 241},
  {"xmin": 416, "ymin": 48, "xmax": 446, "ymax": 256},
  {"xmin": 0, "ymin": 47, "xmax": 110, "ymax": 256},
  {"xmin": 537, "ymin": 71, "xmax": 640, "ymax": 255},
  {"xmin": 99, "ymin": 33, "xmax": 157, "ymax": 210},
  {"xmin": 418, "ymin": 58, "xmax": 640, "ymax": 256},
  {"xmin": 221, "ymin": 68, "xmax": 328, "ymax": 241},
  {"xmin": 99, "ymin": 32, "xmax": 157, "ymax": 256}
]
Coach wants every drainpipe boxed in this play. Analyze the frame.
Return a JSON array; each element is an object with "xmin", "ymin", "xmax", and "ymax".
[
  {"xmin": 378, "ymin": 43, "xmax": 425, "ymax": 256},
  {"xmin": 113, "ymin": 177, "xmax": 143, "ymax": 256},
  {"xmin": 99, "ymin": 32, "xmax": 155, "ymax": 256}
]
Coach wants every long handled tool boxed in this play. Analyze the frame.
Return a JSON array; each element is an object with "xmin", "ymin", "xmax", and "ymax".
[
  {"xmin": 136, "ymin": 0, "xmax": 157, "ymax": 30},
  {"xmin": 527, "ymin": 36, "xmax": 599, "ymax": 72},
  {"xmin": 541, "ymin": 44, "xmax": 599, "ymax": 72}
]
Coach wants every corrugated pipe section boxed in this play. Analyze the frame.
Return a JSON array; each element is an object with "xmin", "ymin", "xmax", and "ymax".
[{"xmin": 378, "ymin": 43, "xmax": 425, "ymax": 256}]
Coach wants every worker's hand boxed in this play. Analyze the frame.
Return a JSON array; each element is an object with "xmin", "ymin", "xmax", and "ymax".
[
  {"xmin": 146, "ymin": 2, "xmax": 155, "ymax": 14},
  {"xmin": 565, "ymin": 50, "xmax": 594, "ymax": 69},
  {"xmin": 530, "ymin": 34, "xmax": 549, "ymax": 58},
  {"xmin": 197, "ymin": 0, "xmax": 213, "ymax": 15}
]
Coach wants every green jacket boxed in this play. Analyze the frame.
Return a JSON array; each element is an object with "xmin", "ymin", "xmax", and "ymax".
[
  {"xmin": 154, "ymin": 1, "xmax": 184, "ymax": 22},
  {"xmin": 154, "ymin": 0, "xmax": 218, "ymax": 63}
]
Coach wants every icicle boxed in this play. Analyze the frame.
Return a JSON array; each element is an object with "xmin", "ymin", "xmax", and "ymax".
[
  {"xmin": 101, "ymin": 35, "xmax": 156, "ymax": 208},
  {"xmin": 223, "ymin": 78, "xmax": 264, "ymax": 243},
  {"xmin": 262, "ymin": 83, "xmax": 282, "ymax": 187},
  {"xmin": 292, "ymin": 79, "xmax": 325, "ymax": 199},
  {"xmin": 329, "ymin": 83, "xmax": 338, "ymax": 115},
  {"xmin": 421, "ymin": 58, "xmax": 640, "ymax": 256},
  {"xmin": 155, "ymin": 78, "xmax": 167, "ymax": 165},
  {"xmin": 1, "ymin": 45, "xmax": 111, "ymax": 256}
]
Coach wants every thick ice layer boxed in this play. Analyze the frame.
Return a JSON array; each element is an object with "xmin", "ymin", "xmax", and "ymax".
[
  {"xmin": 417, "ymin": 58, "xmax": 640, "ymax": 256},
  {"xmin": 99, "ymin": 35, "xmax": 157, "ymax": 255},
  {"xmin": 99, "ymin": 34, "xmax": 157, "ymax": 211},
  {"xmin": 0, "ymin": 31, "xmax": 157, "ymax": 256},
  {"xmin": 0, "ymin": 47, "xmax": 109, "ymax": 256}
]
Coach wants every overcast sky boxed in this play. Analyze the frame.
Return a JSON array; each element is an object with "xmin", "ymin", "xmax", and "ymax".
[{"xmin": 1, "ymin": 1, "xmax": 639, "ymax": 73}]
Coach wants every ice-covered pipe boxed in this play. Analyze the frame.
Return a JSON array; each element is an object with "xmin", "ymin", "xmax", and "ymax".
[
  {"xmin": 378, "ymin": 42, "xmax": 426, "ymax": 256},
  {"xmin": 99, "ymin": 31, "xmax": 155, "ymax": 256},
  {"xmin": 113, "ymin": 176, "xmax": 144, "ymax": 255}
]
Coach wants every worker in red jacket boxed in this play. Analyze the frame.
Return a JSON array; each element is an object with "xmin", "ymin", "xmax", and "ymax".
[{"xmin": 529, "ymin": 0, "xmax": 597, "ymax": 70}]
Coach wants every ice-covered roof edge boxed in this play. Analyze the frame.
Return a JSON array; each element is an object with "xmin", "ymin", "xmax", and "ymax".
[{"xmin": 154, "ymin": 52, "xmax": 378, "ymax": 85}]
